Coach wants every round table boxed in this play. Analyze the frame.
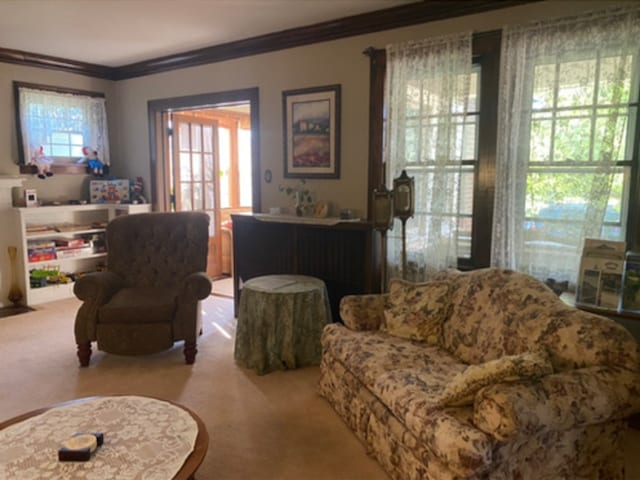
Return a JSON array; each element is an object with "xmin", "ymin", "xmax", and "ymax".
[
  {"xmin": 234, "ymin": 274, "xmax": 332, "ymax": 375},
  {"xmin": 0, "ymin": 395, "xmax": 208, "ymax": 480}
]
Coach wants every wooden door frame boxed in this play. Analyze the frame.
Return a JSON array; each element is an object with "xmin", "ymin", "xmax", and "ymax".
[{"xmin": 147, "ymin": 88, "xmax": 261, "ymax": 213}]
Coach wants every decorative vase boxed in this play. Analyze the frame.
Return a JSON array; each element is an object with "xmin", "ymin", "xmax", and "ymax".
[
  {"xmin": 295, "ymin": 192, "xmax": 304, "ymax": 217},
  {"xmin": 7, "ymin": 246, "xmax": 23, "ymax": 306}
]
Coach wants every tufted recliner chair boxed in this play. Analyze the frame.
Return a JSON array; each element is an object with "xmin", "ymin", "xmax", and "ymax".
[{"xmin": 73, "ymin": 211, "xmax": 212, "ymax": 366}]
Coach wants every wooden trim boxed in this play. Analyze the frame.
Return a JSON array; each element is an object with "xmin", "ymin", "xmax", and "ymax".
[
  {"xmin": 14, "ymin": 81, "xmax": 106, "ymax": 98},
  {"xmin": 0, "ymin": 47, "xmax": 115, "ymax": 79},
  {"xmin": 469, "ymin": 30, "xmax": 501, "ymax": 269},
  {"xmin": 0, "ymin": 1, "xmax": 538, "ymax": 80},
  {"xmin": 147, "ymin": 87, "xmax": 261, "ymax": 213},
  {"xmin": 19, "ymin": 164, "xmax": 89, "ymax": 176},
  {"xmin": 364, "ymin": 47, "xmax": 386, "ymax": 222}
]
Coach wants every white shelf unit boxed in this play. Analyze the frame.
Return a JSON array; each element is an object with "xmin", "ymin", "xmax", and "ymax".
[{"xmin": 15, "ymin": 204, "xmax": 151, "ymax": 306}]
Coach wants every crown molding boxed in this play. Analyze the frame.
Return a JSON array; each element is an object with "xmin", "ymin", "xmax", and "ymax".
[
  {"xmin": 0, "ymin": 0, "xmax": 538, "ymax": 81},
  {"xmin": 0, "ymin": 47, "xmax": 115, "ymax": 80}
]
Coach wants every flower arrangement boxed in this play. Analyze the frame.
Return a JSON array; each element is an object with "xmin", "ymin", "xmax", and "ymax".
[{"xmin": 278, "ymin": 179, "xmax": 314, "ymax": 216}]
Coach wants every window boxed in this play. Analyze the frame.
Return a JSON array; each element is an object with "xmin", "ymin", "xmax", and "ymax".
[
  {"xmin": 372, "ymin": 7, "xmax": 640, "ymax": 286},
  {"xmin": 521, "ymin": 53, "xmax": 636, "ymax": 278},
  {"xmin": 403, "ymin": 67, "xmax": 480, "ymax": 260},
  {"xmin": 14, "ymin": 82, "xmax": 109, "ymax": 171},
  {"xmin": 373, "ymin": 32, "xmax": 500, "ymax": 278},
  {"xmin": 493, "ymin": 7, "xmax": 640, "ymax": 284}
]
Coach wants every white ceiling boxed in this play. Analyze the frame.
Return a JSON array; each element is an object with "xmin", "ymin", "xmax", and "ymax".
[{"xmin": 0, "ymin": 0, "xmax": 417, "ymax": 67}]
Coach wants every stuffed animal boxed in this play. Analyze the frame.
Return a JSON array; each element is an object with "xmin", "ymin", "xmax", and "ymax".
[
  {"xmin": 131, "ymin": 176, "xmax": 147, "ymax": 204},
  {"xmin": 30, "ymin": 146, "xmax": 53, "ymax": 179},
  {"xmin": 79, "ymin": 146, "xmax": 108, "ymax": 177}
]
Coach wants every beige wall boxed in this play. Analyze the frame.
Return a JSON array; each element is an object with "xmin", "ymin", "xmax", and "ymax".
[{"xmin": 0, "ymin": 0, "xmax": 629, "ymax": 215}]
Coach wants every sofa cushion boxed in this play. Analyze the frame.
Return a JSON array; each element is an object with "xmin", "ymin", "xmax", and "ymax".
[
  {"xmin": 441, "ymin": 269, "xmax": 563, "ymax": 364},
  {"xmin": 434, "ymin": 350, "xmax": 554, "ymax": 407},
  {"xmin": 322, "ymin": 323, "xmax": 465, "ymax": 394},
  {"xmin": 382, "ymin": 278, "xmax": 451, "ymax": 345}
]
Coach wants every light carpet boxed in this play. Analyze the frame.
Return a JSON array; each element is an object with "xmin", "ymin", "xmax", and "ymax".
[
  {"xmin": 0, "ymin": 296, "xmax": 386, "ymax": 480},
  {"xmin": 0, "ymin": 296, "xmax": 639, "ymax": 479}
]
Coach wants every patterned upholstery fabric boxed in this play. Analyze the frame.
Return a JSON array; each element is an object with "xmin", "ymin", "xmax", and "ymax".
[
  {"xmin": 435, "ymin": 350, "xmax": 554, "ymax": 407},
  {"xmin": 319, "ymin": 268, "xmax": 640, "ymax": 480},
  {"xmin": 382, "ymin": 278, "xmax": 451, "ymax": 344}
]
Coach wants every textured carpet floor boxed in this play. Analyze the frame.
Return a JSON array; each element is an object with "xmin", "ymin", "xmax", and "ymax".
[
  {"xmin": 0, "ymin": 296, "xmax": 386, "ymax": 480},
  {"xmin": 0, "ymin": 296, "xmax": 638, "ymax": 479}
]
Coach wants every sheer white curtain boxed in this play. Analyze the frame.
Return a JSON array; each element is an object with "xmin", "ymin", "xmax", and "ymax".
[
  {"xmin": 19, "ymin": 87, "xmax": 110, "ymax": 165},
  {"xmin": 492, "ymin": 6, "xmax": 640, "ymax": 285},
  {"xmin": 384, "ymin": 32, "xmax": 472, "ymax": 282}
]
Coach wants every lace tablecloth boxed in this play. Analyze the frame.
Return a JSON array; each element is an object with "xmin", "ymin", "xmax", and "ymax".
[{"xmin": 0, "ymin": 396, "xmax": 199, "ymax": 480}]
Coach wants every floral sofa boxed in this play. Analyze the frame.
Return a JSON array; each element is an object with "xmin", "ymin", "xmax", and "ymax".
[{"xmin": 318, "ymin": 268, "xmax": 640, "ymax": 480}]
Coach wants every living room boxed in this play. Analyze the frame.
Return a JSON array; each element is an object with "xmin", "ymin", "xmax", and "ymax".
[{"xmin": 0, "ymin": 0, "xmax": 639, "ymax": 478}]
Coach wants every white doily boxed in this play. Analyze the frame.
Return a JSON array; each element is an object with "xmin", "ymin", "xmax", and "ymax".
[{"xmin": 0, "ymin": 396, "xmax": 199, "ymax": 480}]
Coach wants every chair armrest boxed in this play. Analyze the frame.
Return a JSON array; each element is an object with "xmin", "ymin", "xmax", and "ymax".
[
  {"xmin": 179, "ymin": 272, "xmax": 212, "ymax": 302},
  {"xmin": 73, "ymin": 271, "xmax": 123, "ymax": 302},
  {"xmin": 473, "ymin": 366, "xmax": 640, "ymax": 441},
  {"xmin": 339, "ymin": 294, "xmax": 388, "ymax": 331},
  {"xmin": 73, "ymin": 271, "xmax": 124, "ymax": 343}
]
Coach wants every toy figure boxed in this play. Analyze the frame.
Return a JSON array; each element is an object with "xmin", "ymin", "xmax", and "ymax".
[
  {"xmin": 78, "ymin": 146, "xmax": 108, "ymax": 177},
  {"xmin": 131, "ymin": 176, "xmax": 147, "ymax": 204},
  {"xmin": 30, "ymin": 146, "xmax": 53, "ymax": 179}
]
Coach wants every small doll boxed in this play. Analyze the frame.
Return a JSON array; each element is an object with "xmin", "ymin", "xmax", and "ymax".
[
  {"xmin": 79, "ymin": 146, "xmax": 108, "ymax": 177},
  {"xmin": 30, "ymin": 146, "xmax": 53, "ymax": 179}
]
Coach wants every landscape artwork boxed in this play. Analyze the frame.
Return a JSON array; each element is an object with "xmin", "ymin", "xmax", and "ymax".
[{"xmin": 283, "ymin": 84, "xmax": 340, "ymax": 178}]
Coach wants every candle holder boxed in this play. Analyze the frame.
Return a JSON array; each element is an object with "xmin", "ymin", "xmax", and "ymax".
[
  {"xmin": 392, "ymin": 170, "xmax": 415, "ymax": 279},
  {"xmin": 372, "ymin": 185, "xmax": 394, "ymax": 292}
]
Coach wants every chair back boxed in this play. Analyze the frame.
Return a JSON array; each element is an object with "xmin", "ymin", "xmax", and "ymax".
[{"xmin": 106, "ymin": 211, "xmax": 210, "ymax": 288}]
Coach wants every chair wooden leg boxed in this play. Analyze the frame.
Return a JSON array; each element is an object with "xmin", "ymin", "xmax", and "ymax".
[
  {"xmin": 184, "ymin": 341, "xmax": 197, "ymax": 364},
  {"xmin": 77, "ymin": 342, "xmax": 92, "ymax": 367}
]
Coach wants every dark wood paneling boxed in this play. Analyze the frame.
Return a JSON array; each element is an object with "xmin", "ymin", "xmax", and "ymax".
[
  {"xmin": 0, "ymin": 1, "xmax": 538, "ymax": 80},
  {"xmin": 231, "ymin": 214, "xmax": 380, "ymax": 320},
  {"xmin": 364, "ymin": 48, "xmax": 386, "ymax": 221}
]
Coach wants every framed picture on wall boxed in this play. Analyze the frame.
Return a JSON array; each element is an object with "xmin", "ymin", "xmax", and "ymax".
[{"xmin": 282, "ymin": 84, "xmax": 341, "ymax": 179}]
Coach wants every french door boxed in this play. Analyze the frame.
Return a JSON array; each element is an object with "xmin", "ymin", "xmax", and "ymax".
[{"xmin": 171, "ymin": 113, "xmax": 221, "ymax": 277}]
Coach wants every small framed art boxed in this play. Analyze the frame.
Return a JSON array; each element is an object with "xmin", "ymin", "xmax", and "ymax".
[{"xmin": 282, "ymin": 84, "xmax": 340, "ymax": 179}]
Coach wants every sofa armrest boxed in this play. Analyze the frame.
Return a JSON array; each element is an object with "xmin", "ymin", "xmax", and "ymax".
[
  {"xmin": 179, "ymin": 272, "xmax": 212, "ymax": 302},
  {"xmin": 339, "ymin": 294, "xmax": 387, "ymax": 331},
  {"xmin": 473, "ymin": 366, "xmax": 640, "ymax": 441}
]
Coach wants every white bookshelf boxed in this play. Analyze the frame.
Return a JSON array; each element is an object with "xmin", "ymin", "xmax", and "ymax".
[{"xmin": 15, "ymin": 203, "xmax": 151, "ymax": 305}]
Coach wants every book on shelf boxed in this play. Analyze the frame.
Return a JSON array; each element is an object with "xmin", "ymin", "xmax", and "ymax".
[
  {"xmin": 54, "ymin": 238, "xmax": 87, "ymax": 248},
  {"xmin": 55, "ymin": 224, "xmax": 94, "ymax": 232},
  {"xmin": 28, "ymin": 247, "xmax": 57, "ymax": 263},
  {"xmin": 55, "ymin": 246, "xmax": 94, "ymax": 259}
]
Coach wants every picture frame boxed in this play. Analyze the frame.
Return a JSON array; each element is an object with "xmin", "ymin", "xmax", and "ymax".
[{"xmin": 282, "ymin": 84, "xmax": 341, "ymax": 179}]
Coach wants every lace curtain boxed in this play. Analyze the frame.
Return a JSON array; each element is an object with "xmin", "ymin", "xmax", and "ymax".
[
  {"xmin": 19, "ymin": 87, "xmax": 110, "ymax": 165},
  {"xmin": 492, "ymin": 6, "xmax": 640, "ymax": 285},
  {"xmin": 384, "ymin": 32, "xmax": 472, "ymax": 282}
]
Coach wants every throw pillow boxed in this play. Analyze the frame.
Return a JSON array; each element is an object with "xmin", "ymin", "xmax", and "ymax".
[
  {"xmin": 434, "ymin": 350, "xmax": 554, "ymax": 407},
  {"xmin": 382, "ymin": 278, "xmax": 451, "ymax": 345}
]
